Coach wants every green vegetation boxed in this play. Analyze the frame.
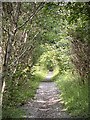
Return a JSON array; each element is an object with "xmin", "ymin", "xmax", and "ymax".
[
  {"xmin": 55, "ymin": 70, "xmax": 88, "ymax": 117},
  {"xmin": 1, "ymin": 2, "xmax": 90, "ymax": 118},
  {"xmin": 2, "ymin": 67, "xmax": 46, "ymax": 118}
]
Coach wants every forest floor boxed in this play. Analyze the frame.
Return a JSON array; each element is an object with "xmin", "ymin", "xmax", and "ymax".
[{"xmin": 20, "ymin": 72, "xmax": 70, "ymax": 118}]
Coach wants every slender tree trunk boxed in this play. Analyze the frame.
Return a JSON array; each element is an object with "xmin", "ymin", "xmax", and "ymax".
[
  {"xmin": 1, "ymin": 2, "xmax": 45, "ymax": 110},
  {"xmin": 1, "ymin": 3, "xmax": 21, "ymax": 106},
  {"xmin": 0, "ymin": 47, "xmax": 3, "ymax": 119}
]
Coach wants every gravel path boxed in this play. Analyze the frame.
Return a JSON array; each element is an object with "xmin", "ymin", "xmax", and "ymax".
[{"xmin": 21, "ymin": 72, "xmax": 70, "ymax": 118}]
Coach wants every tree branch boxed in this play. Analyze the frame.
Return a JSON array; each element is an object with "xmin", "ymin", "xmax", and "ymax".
[
  {"xmin": 9, "ymin": 32, "xmax": 39, "ymax": 67},
  {"xmin": 16, "ymin": 3, "xmax": 45, "ymax": 30},
  {"xmin": 2, "ymin": 27, "xmax": 9, "ymax": 33},
  {"xmin": 13, "ymin": 3, "xmax": 21, "ymax": 26}
]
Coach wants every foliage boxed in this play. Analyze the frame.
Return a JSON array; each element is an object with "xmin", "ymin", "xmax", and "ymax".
[
  {"xmin": 2, "ymin": 67, "xmax": 45, "ymax": 118},
  {"xmin": 2, "ymin": 3, "xmax": 46, "ymax": 118},
  {"xmin": 55, "ymin": 70, "xmax": 88, "ymax": 117},
  {"xmin": 1, "ymin": 2, "xmax": 90, "ymax": 118},
  {"xmin": 65, "ymin": 2, "xmax": 90, "ymax": 83}
]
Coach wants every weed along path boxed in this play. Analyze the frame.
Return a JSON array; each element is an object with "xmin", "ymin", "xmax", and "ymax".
[{"xmin": 21, "ymin": 72, "xmax": 70, "ymax": 118}]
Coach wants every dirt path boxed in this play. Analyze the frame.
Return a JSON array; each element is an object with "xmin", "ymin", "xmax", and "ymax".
[{"xmin": 21, "ymin": 72, "xmax": 70, "ymax": 118}]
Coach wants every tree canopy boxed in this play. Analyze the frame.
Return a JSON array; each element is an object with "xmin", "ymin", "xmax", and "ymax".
[{"xmin": 1, "ymin": 2, "xmax": 90, "ymax": 118}]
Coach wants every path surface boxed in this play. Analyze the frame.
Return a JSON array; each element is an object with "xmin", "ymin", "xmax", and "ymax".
[{"xmin": 21, "ymin": 72, "xmax": 70, "ymax": 118}]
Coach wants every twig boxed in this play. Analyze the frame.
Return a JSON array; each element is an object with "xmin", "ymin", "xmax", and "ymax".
[
  {"xmin": 9, "ymin": 32, "xmax": 39, "ymax": 67},
  {"xmin": 16, "ymin": 3, "xmax": 45, "ymax": 30}
]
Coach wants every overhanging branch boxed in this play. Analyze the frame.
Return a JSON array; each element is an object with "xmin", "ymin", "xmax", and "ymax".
[
  {"xmin": 9, "ymin": 32, "xmax": 39, "ymax": 67},
  {"xmin": 16, "ymin": 3, "xmax": 45, "ymax": 30}
]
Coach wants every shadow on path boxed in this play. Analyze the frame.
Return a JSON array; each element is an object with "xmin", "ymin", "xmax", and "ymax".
[{"xmin": 21, "ymin": 72, "xmax": 70, "ymax": 118}]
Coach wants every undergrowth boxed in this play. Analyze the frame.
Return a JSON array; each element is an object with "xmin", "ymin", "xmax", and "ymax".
[
  {"xmin": 55, "ymin": 70, "xmax": 88, "ymax": 117},
  {"xmin": 2, "ymin": 67, "xmax": 46, "ymax": 118}
]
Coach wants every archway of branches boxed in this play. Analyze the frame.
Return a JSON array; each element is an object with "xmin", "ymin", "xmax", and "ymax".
[{"xmin": 1, "ymin": 2, "xmax": 90, "ymax": 118}]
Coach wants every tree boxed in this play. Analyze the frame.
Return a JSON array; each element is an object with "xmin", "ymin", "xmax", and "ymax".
[{"xmin": 2, "ymin": 2, "xmax": 45, "ymax": 111}]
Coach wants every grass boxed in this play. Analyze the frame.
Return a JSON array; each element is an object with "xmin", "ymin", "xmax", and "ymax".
[
  {"xmin": 2, "ymin": 66, "xmax": 46, "ymax": 118},
  {"xmin": 55, "ymin": 70, "xmax": 89, "ymax": 117},
  {"xmin": 31, "ymin": 64, "xmax": 48, "ymax": 79},
  {"xmin": 52, "ymin": 65, "xmax": 59, "ymax": 78},
  {"xmin": 3, "ymin": 63, "xmax": 88, "ymax": 118},
  {"xmin": 2, "ymin": 107, "xmax": 24, "ymax": 118}
]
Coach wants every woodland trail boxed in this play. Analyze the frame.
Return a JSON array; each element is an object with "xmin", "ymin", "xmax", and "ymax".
[{"xmin": 21, "ymin": 72, "xmax": 70, "ymax": 118}]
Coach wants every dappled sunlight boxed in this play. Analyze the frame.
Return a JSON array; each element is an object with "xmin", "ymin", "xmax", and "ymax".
[
  {"xmin": 31, "ymin": 43, "xmax": 60, "ymax": 80},
  {"xmin": 22, "ymin": 80, "xmax": 70, "ymax": 118},
  {"xmin": 52, "ymin": 65, "xmax": 60, "ymax": 78},
  {"xmin": 46, "ymin": 71, "xmax": 53, "ymax": 80},
  {"xmin": 2, "ymin": 2, "xmax": 89, "ymax": 118}
]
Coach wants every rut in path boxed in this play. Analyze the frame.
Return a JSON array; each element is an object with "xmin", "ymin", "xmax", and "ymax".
[{"xmin": 21, "ymin": 72, "xmax": 70, "ymax": 118}]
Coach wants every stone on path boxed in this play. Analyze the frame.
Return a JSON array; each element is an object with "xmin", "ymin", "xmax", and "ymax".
[{"xmin": 21, "ymin": 72, "xmax": 70, "ymax": 118}]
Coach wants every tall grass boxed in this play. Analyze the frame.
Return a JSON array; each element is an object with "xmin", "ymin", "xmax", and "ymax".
[{"xmin": 55, "ymin": 70, "xmax": 88, "ymax": 117}]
